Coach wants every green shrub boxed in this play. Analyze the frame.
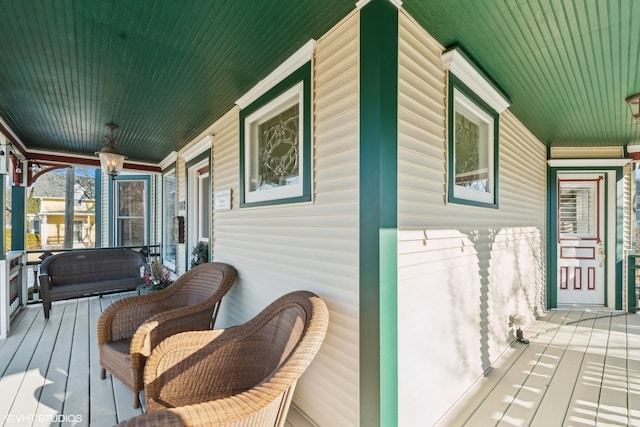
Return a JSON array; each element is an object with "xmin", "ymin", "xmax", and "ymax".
[{"xmin": 26, "ymin": 233, "xmax": 42, "ymax": 250}]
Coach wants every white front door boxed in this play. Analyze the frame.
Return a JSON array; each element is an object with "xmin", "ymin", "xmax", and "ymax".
[{"xmin": 557, "ymin": 173, "xmax": 606, "ymax": 305}]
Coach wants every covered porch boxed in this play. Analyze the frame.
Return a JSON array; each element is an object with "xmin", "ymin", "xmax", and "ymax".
[{"xmin": 1, "ymin": 1, "xmax": 640, "ymax": 426}]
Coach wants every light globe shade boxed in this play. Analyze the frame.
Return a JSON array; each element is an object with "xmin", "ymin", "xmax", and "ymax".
[
  {"xmin": 626, "ymin": 93, "xmax": 640, "ymax": 121},
  {"xmin": 96, "ymin": 145, "xmax": 126, "ymax": 177}
]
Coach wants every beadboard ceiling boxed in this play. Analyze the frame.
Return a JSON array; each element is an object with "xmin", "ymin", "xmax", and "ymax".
[{"xmin": 0, "ymin": 0, "xmax": 638, "ymax": 166}]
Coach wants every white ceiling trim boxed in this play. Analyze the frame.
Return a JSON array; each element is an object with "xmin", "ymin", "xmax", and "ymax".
[
  {"xmin": 356, "ymin": 0, "xmax": 402, "ymax": 9},
  {"xmin": 442, "ymin": 47, "xmax": 510, "ymax": 113},
  {"xmin": 235, "ymin": 39, "xmax": 316, "ymax": 109},
  {"xmin": 181, "ymin": 135, "xmax": 213, "ymax": 163},
  {"xmin": 547, "ymin": 159, "xmax": 631, "ymax": 167},
  {"xmin": 159, "ymin": 151, "xmax": 178, "ymax": 170}
]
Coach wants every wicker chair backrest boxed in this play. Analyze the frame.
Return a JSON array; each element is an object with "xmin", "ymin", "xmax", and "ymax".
[
  {"xmin": 165, "ymin": 262, "xmax": 235, "ymax": 310},
  {"xmin": 154, "ymin": 301, "xmax": 309, "ymax": 406}
]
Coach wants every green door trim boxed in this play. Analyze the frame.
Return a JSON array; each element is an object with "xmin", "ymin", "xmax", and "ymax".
[{"xmin": 547, "ymin": 166, "xmax": 624, "ymax": 309}]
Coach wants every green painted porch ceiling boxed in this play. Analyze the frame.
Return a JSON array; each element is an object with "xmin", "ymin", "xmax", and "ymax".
[{"xmin": 0, "ymin": 1, "xmax": 638, "ymax": 165}]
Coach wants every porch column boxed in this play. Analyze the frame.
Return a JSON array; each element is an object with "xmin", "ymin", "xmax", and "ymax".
[
  {"xmin": 0, "ymin": 173, "xmax": 5, "ymax": 257},
  {"xmin": 0, "ymin": 174, "xmax": 7, "ymax": 338},
  {"xmin": 359, "ymin": 1, "xmax": 399, "ymax": 426},
  {"xmin": 11, "ymin": 185, "xmax": 25, "ymax": 251}
]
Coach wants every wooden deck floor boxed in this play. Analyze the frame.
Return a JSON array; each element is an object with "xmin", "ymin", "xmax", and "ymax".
[
  {"xmin": 438, "ymin": 310, "xmax": 640, "ymax": 427},
  {"xmin": 0, "ymin": 294, "xmax": 311, "ymax": 427}
]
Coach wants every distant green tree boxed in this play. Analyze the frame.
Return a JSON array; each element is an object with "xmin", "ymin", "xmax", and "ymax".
[{"xmin": 27, "ymin": 187, "xmax": 40, "ymax": 214}]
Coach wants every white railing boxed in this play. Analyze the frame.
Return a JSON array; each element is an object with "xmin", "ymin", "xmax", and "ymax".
[{"xmin": 0, "ymin": 251, "xmax": 27, "ymax": 339}]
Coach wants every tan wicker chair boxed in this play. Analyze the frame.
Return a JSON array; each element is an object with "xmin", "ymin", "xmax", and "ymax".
[
  {"xmin": 118, "ymin": 290, "xmax": 329, "ymax": 427},
  {"xmin": 97, "ymin": 262, "xmax": 237, "ymax": 409}
]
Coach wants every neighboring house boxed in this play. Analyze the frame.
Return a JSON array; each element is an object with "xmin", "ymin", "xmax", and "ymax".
[{"xmin": 31, "ymin": 171, "xmax": 96, "ymax": 249}]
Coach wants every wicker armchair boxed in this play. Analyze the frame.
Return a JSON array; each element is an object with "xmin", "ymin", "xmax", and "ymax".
[
  {"xmin": 97, "ymin": 262, "xmax": 237, "ymax": 409},
  {"xmin": 118, "ymin": 290, "xmax": 329, "ymax": 427}
]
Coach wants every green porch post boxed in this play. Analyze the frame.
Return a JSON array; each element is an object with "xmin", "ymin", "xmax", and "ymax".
[
  {"xmin": 95, "ymin": 169, "xmax": 102, "ymax": 247},
  {"xmin": 11, "ymin": 185, "xmax": 26, "ymax": 251},
  {"xmin": 0, "ymin": 175, "xmax": 5, "ymax": 259},
  {"xmin": 359, "ymin": 0, "xmax": 398, "ymax": 426}
]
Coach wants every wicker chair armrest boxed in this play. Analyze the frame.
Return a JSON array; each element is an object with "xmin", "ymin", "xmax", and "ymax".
[
  {"xmin": 97, "ymin": 289, "xmax": 175, "ymax": 344},
  {"xmin": 129, "ymin": 300, "xmax": 221, "ymax": 358}
]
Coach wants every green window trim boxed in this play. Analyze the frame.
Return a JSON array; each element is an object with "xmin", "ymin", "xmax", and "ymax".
[
  {"xmin": 238, "ymin": 61, "xmax": 312, "ymax": 208},
  {"xmin": 447, "ymin": 73, "xmax": 500, "ymax": 209},
  {"xmin": 185, "ymin": 151, "xmax": 211, "ymax": 268},
  {"xmin": 108, "ymin": 174, "xmax": 151, "ymax": 247},
  {"xmin": 162, "ymin": 166, "xmax": 177, "ymax": 270}
]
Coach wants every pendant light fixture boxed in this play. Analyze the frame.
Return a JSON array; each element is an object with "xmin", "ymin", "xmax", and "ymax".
[{"xmin": 95, "ymin": 123, "xmax": 126, "ymax": 178}]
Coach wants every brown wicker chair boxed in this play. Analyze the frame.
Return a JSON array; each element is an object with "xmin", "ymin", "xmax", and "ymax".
[
  {"xmin": 97, "ymin": 262, "xmax": 237, "ymax": 409},
  {"xmin": 118, "ymin": 290, "xmax": 329, "ymax": 427}
]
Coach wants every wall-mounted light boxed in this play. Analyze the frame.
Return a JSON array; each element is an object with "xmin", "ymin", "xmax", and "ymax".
[
  {"xmin": 95, "ymin": 123, "xmax": 126, "ymax": 178},
  {"xmin": 0, "ymin": 139, "xmax": 10, "ymax": 175},
  {"xmin": 626, "ymin": 93, "xmax": 640, "ymax": 122}
]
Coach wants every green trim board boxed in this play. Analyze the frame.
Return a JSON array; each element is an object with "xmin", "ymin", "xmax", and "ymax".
[
  {"xmin": 95, "ymin": 169, "xmax": 102, "ymax": 247},
  {"xmin": 547, "ymin": 166, "xmax": 624, "ymax": 309},
  {"xmin": 109, "ymin": 174, "xmax": 151, "ymax": 247},
  {"xmin": 359, "ymin": 1, "xmax": 398, "ymax": 426},
  {"xmin": 185, "ymin": 151, "xmax": 211, "ymax": 269},
  {"xmin": 11, "ymin": 186, "xmax": 25, "ymax": 251},
  {"xmin": 0, "ymin": 176, "xmax": 5, "ymax": 258},
  {"xmin": 447, "ymin": 72, "xmax": 500, "ymax": 209},
  {"xmin": 628, "ymin": 254, "xmax": 639, "ymax": 312},
  {"xmin": 238, "ymin": 62, "xmax": 312, "ymax": 208},
  {"xmin": 162, "ymin": 165, "xmax": 177, "ymax": 270}
]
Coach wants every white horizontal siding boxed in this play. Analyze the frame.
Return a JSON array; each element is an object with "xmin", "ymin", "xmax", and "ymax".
[
  {"xmin": 211, "ymin": 11, "xmax": 359, "ymax": 427},
  {"xmin": 397, "ymin": 11, "xmax": 547, "ymax": 426}
]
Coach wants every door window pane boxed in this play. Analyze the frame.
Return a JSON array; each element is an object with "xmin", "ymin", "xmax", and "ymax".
[
  {"xmin": 559, "ymin": 182, "xmax": 596, "ymax": 238},
  {"xmin": 198, "ymin": 173, "xmax": 210, "ymax": 241}
]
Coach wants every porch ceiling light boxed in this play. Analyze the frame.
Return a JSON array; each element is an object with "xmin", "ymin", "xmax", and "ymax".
[
  {"xmin": 95, "ymin": 123, "xmax": 126, "ymax": 178},
  {"xmin": 626, "ymin": 93, "xmax": 640, "ymax": 122}
]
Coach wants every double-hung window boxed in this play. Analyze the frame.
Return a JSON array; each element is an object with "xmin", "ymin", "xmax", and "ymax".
[{"xmin": 113, "ymin": 177, "xmax": 148, "ymax": 246}]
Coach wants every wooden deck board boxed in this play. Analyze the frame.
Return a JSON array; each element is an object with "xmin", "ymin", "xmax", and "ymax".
[
  {"xmin": 595, "ymin": 313, "xmax": 629, "ymax": 426},
  {"xmin": 626, "ymin": 313, "xmax": 640, "ymax": 426},
  {"xmin": 61, "ymin": 297, "xmax": 90, "ymax": 427},
  {"xmin": 88, "ymin": 295, "xmax": 117, "ymax": 427},
  {"xmin": 7, "ymin": 302, "xmax": 66, "ymax": 425},
  {"xmin": 562, "ymin": 313, "xmax": 612, "ymax": 427},
  {"xmin": 29, "ymin": 299, "xmax": 77, "ymax": 426},
  {"xmin": 0, "ymin": 303, "xmax": 51, "ymax": 425},
  {"xmin": 530, "ymin": 312, "xmax": 596, "ymax": 426}
]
